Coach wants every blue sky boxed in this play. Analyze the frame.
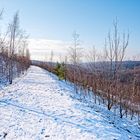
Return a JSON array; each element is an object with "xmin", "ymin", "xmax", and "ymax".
[{"xmin": 0, "ymin": 0, "xmax": 140, "ymax": 60}]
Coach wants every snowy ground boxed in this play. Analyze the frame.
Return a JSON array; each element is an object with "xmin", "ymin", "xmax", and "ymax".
[{"xmin": 0, "ymin": 66, "xmax": 140, "ymax": 140}]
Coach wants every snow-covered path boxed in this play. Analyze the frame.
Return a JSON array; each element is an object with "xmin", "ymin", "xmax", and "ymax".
[{"xmin": 0, "ymin": 66, "xmax": 140, "ymax": 140}]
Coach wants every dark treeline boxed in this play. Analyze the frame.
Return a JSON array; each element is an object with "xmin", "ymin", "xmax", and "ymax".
[
  {"xmin": 0, "ymin": 11, "xmax": 30, "ymax": 84},
  {"xmin": 32, "ymin": 20, "xmax": 140, "ymax": 125}
]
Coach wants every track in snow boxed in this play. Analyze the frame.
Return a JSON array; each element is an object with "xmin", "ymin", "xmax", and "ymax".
[{"xmin": 0, "ymin": 66, "xmax": 140, "ymax": 140}]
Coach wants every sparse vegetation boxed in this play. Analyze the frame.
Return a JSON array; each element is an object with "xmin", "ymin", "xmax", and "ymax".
[
  {"xmin": 32, "ymin": 21, "xmax": 140, "ymax": 125},
  {"xmin": 0, "ymin": 10, "xmax": 30, "ymax": 84},
  {"xmin": 54, "ymin": 62, "xmax": 65, "ymax": 80}
]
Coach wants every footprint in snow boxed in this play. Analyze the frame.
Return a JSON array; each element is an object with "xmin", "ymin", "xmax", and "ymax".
[
  {"xmin": 45, "ymin": 135, "xmax": 50, "ymax": 138},
  {"xmin": 3, "ymin": 132, "xmax": 8, "ymax": 138}
]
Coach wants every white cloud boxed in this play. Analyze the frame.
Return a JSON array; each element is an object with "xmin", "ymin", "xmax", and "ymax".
[
  {"xmin": 28, "ymin": 38, "xmax": 71, "ymax": 61},
  {"xmin": 28, "ymin": 38, "xmax": 137, "ymax": 62}
]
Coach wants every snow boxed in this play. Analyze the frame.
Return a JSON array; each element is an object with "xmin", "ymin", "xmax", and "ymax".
[{"xmin": 0, "ymin": 66, "xmax": 140, "ymax": 140}]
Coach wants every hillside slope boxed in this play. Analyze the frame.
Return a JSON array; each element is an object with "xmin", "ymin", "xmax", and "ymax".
[{"xmin": 0, "ymin": 66, "xmax": 140, "ymax": 140}]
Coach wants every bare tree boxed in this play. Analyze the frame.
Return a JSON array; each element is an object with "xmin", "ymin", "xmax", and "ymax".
[
  {"xmin": 86, "ymin": 46, "xmax": 97, "ymax": 73},
  {"xmin": 104, "ymin": 19, "xmax": 129, "ymax": 112},
  {"xmin": 0, "ymin": 10, "xmax": 30, "ymax": 85},
  {"xmin": 50, "ymin": 50, "xmax": 54, "ymax": 72},
  {"xmin": 68, "ymin": 31, "xmax": 83, "ymax": 93},
  {"xmin": 8, "ymin": 12, "xmax": 20, "ymax": 83},
  {"xmin": 105, "ymin": 19, "xmax": 129, "ymax": 79},
  {"xmin": 68, "ymin": 31, "xmax": 82, "ymax": 64}
]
